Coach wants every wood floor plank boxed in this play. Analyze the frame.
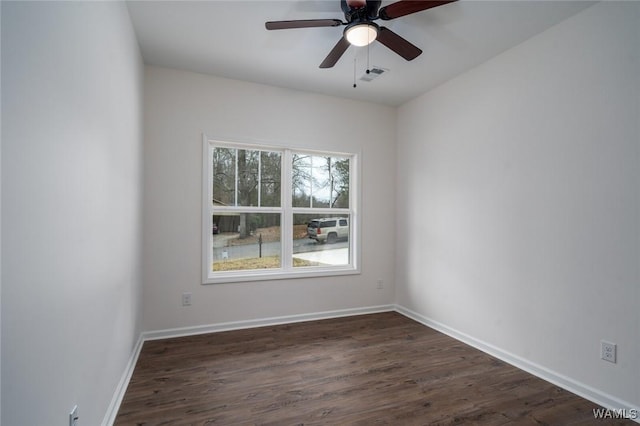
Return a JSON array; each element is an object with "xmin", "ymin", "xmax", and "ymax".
[{"xmin": 115, "ymin": 312, "xmax": 633, "ymax": 425}]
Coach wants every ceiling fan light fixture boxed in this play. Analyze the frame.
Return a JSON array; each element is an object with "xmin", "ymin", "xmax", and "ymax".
[{"xmin": 345, "ymin": 23, "xmax": 378, "ymax": 46}]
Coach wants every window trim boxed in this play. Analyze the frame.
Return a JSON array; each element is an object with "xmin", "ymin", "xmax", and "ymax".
[{"xmin": 202, "ymin": 135, "xmax": 361, "ymax": 284}]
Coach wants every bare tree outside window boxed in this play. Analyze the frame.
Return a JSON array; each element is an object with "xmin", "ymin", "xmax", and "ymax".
[{"xmin": 292, "ymin": 154, "xmax": 349, "ymax": 209}]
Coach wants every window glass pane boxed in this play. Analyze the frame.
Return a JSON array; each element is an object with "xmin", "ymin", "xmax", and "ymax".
[
  {"xmin": 212, "ymin": 147, "xmax": 236, "ymax": 205},
  {"xmin": 292, "ymin": 214, "xmax": 350, "ymax": 267},
  {"xmin": 292, "ymin": 153, "xmax": 312, "ymax": 207},
  {"xmin": 211, "ymin": 213, "xmax": 281, "ymax": 271},
  {"xmin": 237, "ymin": 149, "xmax": 260, "ymax": 207},
  {"xmin": 292, "ymin": 154, "xmax": 349, "ymax": 208},
  {"xmin": 329, "ymin": 156, "xmax": 350, "ymax": 208},
  {"xmin": 214, "ymin": 147, "xmax": 282, "ymax": 208},
  {"xmin": 260, "ymin": 151, "xmax": 281, "ymax": 207},
  {"xmin": 311, "ymin": 156, "xmax": 330, "ymax": 208}
]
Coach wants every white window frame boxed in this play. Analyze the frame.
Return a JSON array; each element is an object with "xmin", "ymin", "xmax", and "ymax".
[{"xmin": 202, "ymin": 135, "xmax": 360, "ymax": 284}]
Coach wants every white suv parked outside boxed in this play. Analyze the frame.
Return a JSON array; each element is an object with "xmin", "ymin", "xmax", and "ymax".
[{"xmin": 307, "ymin": 218, "xmax": 349, "ymax": 244}]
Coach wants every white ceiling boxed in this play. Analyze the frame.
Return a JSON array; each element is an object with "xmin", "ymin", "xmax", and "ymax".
[{"xmin": 126, "ymin": 1, "xmax": 594, "ymax": 106}]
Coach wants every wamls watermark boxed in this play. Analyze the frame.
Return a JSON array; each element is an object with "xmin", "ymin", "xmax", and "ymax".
[{"xmin": 592, "ymin": 408, "xmax": 638, "ymax": 420}]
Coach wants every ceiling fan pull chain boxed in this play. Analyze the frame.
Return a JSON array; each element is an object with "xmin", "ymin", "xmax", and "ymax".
[
  {"xmin": 366, "ymin": 36, "xmax": 371, "ymax": 74},
  {"xmin": 353, "ymin": 58, "xmax": 357, "ymax": 88}
]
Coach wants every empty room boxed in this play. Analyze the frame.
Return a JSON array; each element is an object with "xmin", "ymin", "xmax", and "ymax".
[{"xmin": 1, "ymin": 0, "xmax": 638, "ymax": 424}]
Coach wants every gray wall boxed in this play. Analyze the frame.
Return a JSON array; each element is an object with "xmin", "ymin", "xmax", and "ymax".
[
  {"xmin": 396, "ymin": 1, "xmax": 639, "ymax": 408},
  {"xmin": 142, "ymin": 66, "xmax": 397, "ymax": 331},
  {"xmin": 1, "ymin": 2, "xmax": 144, "ymax": 424}
]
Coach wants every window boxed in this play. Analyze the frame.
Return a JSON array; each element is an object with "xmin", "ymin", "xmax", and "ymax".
[{"xmin": 202, "ymin": 136, "xmax": 359, "ymax": 283}]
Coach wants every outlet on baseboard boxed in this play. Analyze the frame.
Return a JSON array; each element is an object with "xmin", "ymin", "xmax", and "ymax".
[
  {"xmin": 601, "ymin": 340, "xmax": 616, "ymax": 363},
  {"xmin": 69, "ymin": 405, "xmax": 78, "ymax": 426}
]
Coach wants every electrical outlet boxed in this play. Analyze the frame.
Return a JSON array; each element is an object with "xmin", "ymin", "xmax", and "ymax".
[
  {"xmin": 601, "ymin": 340, "xmax": 616, "ymax": 363},
  {"xmin": 182, "ymin": 292, "xmax": 192, "ymax": 306},
  {"xmin": 376, "ymin": 280, "xmax": 384, "ymax": 290},
  {"xmin": 69, "ymin": 405, "xmax": 78, "ymax": 426}
]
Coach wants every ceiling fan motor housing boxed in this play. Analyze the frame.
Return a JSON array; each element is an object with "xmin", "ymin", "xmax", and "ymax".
[{"xmin": 342, "ymin": 0, "xmax": 382, "ymax": 23}]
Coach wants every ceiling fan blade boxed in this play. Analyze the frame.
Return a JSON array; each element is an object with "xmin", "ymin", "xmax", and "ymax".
[
  {"xmin": 265, "ymin": 19, "xmax": 343, "ymax": 30},
  {"xmin": 319, "ymin": 37, "xmax": 351, "ymax": 68},
  {"xmin": 376, "ymin": 27, "xmax": 422, "ymax": 61},
  {"xmin": 379, "ymin": 0, "xmax": 456, "ymax": 20}
]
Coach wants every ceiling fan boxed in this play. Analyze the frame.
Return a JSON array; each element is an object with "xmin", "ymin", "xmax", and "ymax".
[{"xmin": 265, "ymin": 0, "xmax": 457, "ymax": 69}]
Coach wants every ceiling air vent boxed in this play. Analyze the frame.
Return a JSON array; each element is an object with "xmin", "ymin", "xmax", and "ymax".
[{"xmin": 359, "ymin": 67, "xmax": 388, "ymax": 82}]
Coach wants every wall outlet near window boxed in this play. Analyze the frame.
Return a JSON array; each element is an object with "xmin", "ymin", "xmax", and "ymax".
[
  {"xmin": 69, "ymin": 405, "xmax": 78, "ymax": 426},
  {"xmin": 182, "ymin": 292, "xmax": 192, "ymax": 306},
  {"xmin": 376, "ymin": 280, "xmax": 384, "ymax": 290},
  {"xmin": 601, "ymin": 340, "xmax": 616, "ymax": 363}
]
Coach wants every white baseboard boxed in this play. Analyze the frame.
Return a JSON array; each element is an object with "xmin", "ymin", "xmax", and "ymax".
[
  {"xmin": 394, "ymin": 304, "xmax": 640, "ymax": 424},
  {"xmin": 101, "ymin": 334, "xmax": 145, "ymax": 426},
  {"xmin": 142, "ymin": 304, "xmax": 395, "ymax": 341}
]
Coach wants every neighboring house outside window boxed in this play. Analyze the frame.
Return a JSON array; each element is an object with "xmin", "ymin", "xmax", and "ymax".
[{"xmin": 202, "ymin": 136, "xmax": 359, "ymax": 283}]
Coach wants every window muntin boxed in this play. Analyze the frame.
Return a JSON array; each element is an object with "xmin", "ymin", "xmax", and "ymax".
[{"xmin": 203, "ymin": 137, "xmax": 358, "ymax": 283}]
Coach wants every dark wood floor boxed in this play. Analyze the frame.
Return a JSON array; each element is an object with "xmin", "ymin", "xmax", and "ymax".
[{"xmin": 115, "ymin": 312, "xmax": 632, "ymax": 425}]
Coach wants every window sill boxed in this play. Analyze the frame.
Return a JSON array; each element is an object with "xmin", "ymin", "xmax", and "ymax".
[{"xmin": 203, "ymin": 265, "xmax": 360, "ymax": 284}]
